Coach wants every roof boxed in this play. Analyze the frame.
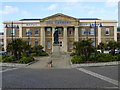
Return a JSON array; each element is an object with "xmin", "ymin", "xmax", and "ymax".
[
  {"xmin": 78, "ymin": 18, "xmax": 101, "ymax": 20},
  {"xmin": 117, "ymin": 27, "xmax": 120, "ymax": 32},
  {"xmin": 19, "ymin": 19, "xmax": 41, "ymax": 21},
  {"xmin": 19, "ymin": 18, "xmax": 101, "ymax": 21}
]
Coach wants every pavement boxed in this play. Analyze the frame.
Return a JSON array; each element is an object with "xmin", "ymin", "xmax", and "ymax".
[
  {"xmin": 1, "ymin": 53, "xmax": 120, "ymax": 89},
  {"xmin": 26, "ymin": 53, "xmax": 71, "ymax": 69}
]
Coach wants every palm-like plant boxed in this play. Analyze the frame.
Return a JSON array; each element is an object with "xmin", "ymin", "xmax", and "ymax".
[
  {"xmin": 7, "ymin": 39, "xmax": 29, "ymax": 60},
  {"xmin": 107, "ymin": 40, "xmax": 118, "ymax": 55},
  {"xmin": 74, "ymin": 39, "xmax": 95, "ymax": 61},
  {"xmin": 31, "ymin": 45, "xmax": 43, "ymax": 54},
  {"xmin": 98, "ymin": 42, "xmax": 106, "ymax": 53}
]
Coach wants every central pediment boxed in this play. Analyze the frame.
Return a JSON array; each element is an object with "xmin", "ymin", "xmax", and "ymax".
[{"xmin": 41, "ymin": 13, "xmax": 78, "ymax": 21}]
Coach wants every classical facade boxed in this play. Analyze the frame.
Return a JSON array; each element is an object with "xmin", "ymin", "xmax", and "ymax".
[
  {"xmin": 3, "ymin": 13, "xmax": 117, "ymax": 52},
  {"xmin": 117, "ymin": 27, "xmax": 120, "ymax": 43},
  {"xmin": 0, "ymin": 32, "xmax": 4, "ymax": 51}
]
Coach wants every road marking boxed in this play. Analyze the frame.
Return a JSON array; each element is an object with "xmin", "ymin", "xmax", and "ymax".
[
  {"xmin": 0, "ymin": 68, "xmax": 17, "ymax": 73},
  {"xmin": 77, "ymin": 68, "xmax": 119, "ymax": 86}
]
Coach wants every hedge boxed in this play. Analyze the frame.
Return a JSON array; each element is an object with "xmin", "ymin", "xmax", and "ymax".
[
  {"xmin": 2, "ymin": 55, "xmax": 15, "ymax": 63},
  {"xmin": 18, "ymin": 56, "xmax": 34, "ymax": 64}
]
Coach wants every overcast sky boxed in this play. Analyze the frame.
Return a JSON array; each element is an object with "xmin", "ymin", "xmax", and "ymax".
[{"xmin": 0, "ymin": 0, "xmax": 119, "ymax": 32}]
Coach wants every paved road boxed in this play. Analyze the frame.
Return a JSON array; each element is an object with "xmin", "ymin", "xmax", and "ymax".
[
  {"xmin": 1, "ymin": 54, "xmax": 120, "ymax": 89},
  {"xmin": 2, "ymin": 65, "xmax": 119, "ymax": 89}
]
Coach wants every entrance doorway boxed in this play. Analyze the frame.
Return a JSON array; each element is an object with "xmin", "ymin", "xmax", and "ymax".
[{"xmin": 55, "ymin": 27, "xmax": 64, "ymax": 52}]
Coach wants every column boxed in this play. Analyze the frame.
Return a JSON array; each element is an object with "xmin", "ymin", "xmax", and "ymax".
[
  {"xmin": 4, "ymin": 27, "xmax": 7, "ymax": 52},
  {"xmin": 41, "ymin": 27, "xmax": 45, "ymax": 50},
  {"xmin": 52, "ymin": 27, "xmax": 55, "ymax": 52},
  {"xmin": 63, "ymin": 27, "xmax": 67, "ymax": 52},
  {"xmin": 19, "ymin": 24, "xmax": 22, "ymax": 38},
  {"xmin": 114, "ymin": 26, "xmax": 117, "ymax": 41},
  {"xmin": 98, "ymin": 26, "xmax": 101, "ymax": 45},
  {"xmin": 74, "ymin": 27, "xmax": 79, "ymax": 41}
]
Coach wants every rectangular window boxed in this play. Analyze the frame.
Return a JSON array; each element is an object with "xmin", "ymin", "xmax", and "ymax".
[
  {"xmin": 46, "ymin": 28, "xmax": 51, "ymax": 35},
  {"xmin": 11, "ymin": 28, "xmax": 15, "ymax": 36},
  {"xmin": 68, "ymin": 28, "xmax": 73, "ymax": 35},
  {"xmin": 58, "ymin": 28, "xmax": 62, "ymax": 35},
  {"xmin": 26, "ymin": 28, "xmax": 30, "ymax": 35},
  {"xmin": 90, "ymin": 28, "xmax": 94, "ymax": 35},
  {"xmin": 34, "ymin": 41, "xmax": 39, "ymax": 46},
  {"xmin": 106, "ymin": 28, "xmax": 110, "ymax": 35},
  {"xmin": 34, "ymin": 28, "xmax": 39, "ymax": 35},
  {"xmin": 47, "ymin": 42, "xmax": 51, "ymax": 49},
  {"xmin": 81, "ymin": 28, "xmax": 85, "ymax": 35},
  {"xmin": 69, "ymin": 41, "xmax": 73, "ymax": 49}
]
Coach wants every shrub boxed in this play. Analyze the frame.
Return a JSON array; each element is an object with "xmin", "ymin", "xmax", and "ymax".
[
  {"xmin": 21, "ymin": 52, "xmax": 28, "ymax": 57},
  {"xmin": 30, "ymin": 53, "xmax": 37, "ymax": 57},
  {"xmin": 39, "ymin": 52, "xmax": 49, "ymax": 56},
  {"xmin": 97, "ymin": 53, "xmax": 117, "ymax": 62},
  {"xmin": 2, "ymin": 55, "xmax": 10, "ymax": 59},
  {"xmin": 2, "ymin": 55, "xmax": 15, "ymax": 63},
  {"xmin": 70, "ymin": 52, "xmax": 77, "ymax": 56},
  {"xmin": 71, "ymin": 55, "xmax": 84, "ymax": 64},
  {"xmin": 18, "ymin": 56, "xmax": 34, "ymax": 64},
  {"xmin": 116, "ymin": 54, "xmax": 120, "ymax": 61},
  {"xmin": 90, "ymin": 53, "xmax": 98, "ymax": 62}
]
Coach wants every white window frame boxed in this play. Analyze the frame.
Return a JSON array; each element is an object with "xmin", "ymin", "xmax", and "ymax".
[
  {"xmin": 58, "ymin": 28, "xmax": 62, "ymax": 35},
  {"xmin": 90, "ymin": 28, "xmax": 94, "ymax": 35},
  {"xmin": 34, "ymin": 28, "xmax": 39, "ymax": 35},
  {"xmin": 46, "ymin": 28, "xmax": 51, "ymax": 35},
  {"xmin": 105, "ymin": 28, "xmax": 110, "ymax": 35},
  {"xmin": 26, "ymin": 28, "xmax": 30, "ymax": 35},
  {"xmin": 11, "ymin": 28, "xmax": 15, "ymax": 36},
  {"xmin": 81, "ymin": 28, "xmax": 85, "ymax": 35},
  {"xmin": 69, "ymin": 28, "xmax": 73, "ymax": 35}
]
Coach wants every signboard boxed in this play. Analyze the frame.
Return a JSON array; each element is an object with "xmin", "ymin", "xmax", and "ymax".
[
  {"xmin": 45, "ymin": 21, "xmax": 72, "ymax": 25},
  {"xmin": 79, "ymin": 23, "xmax": 101, "ymax": 26}
]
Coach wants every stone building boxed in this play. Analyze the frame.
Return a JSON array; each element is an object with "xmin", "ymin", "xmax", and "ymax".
[
  {"xmin": 0, "ymin": 32, "xmax": 4, "ymax": 51},
  {"xmin": 117, "ymin": 27, "xmax": 120, "ymax": 43},
  {"xmin": 3, "ymin": 13, "xmax": 117, "ymax": 52}
]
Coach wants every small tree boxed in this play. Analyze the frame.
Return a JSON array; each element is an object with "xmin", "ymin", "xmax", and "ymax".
[
  {"xmin": 7, "ymin": 39, "xmax": 30, "ymax": 60},
  {"xmin": 31, "ymin": 45, "xmax": 43, "ymax": 55},
  {"xmin": 74, "ymin": 39, "xmax": 95, "ymax": 61},
  {"xmin": 98, "ymin": 42, "xmax": 106, "ymax": 53},
  {"xmin": 107, "ymin": 40, "xmax": 119, "ymax": 56}
]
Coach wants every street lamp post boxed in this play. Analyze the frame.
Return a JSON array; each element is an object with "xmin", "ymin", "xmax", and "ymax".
[
  {"xmin": 5, "ymin": 22, "xmax": 19, "ymax": 55},
  {"xmin": 90, "ymin": 21, "xmax": 102, "ymax": 57},
  {"xmin": 26, "ymin": 31, "xmax": 32, "ymax": 55}
]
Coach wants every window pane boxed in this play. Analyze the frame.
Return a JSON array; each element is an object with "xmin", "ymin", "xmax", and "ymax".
[
  {"xmin": 47, "ymin": 42, "xmax": 51, "ymax": 49},
  {"xmin": 69, "ymin": 41, "xmax": 73, "ymax": 49},
  {"xmin": 11, "ymin": 28, "xmax": 15, "ymax": 35},
  {"xmin": 69, "ymin": 28, "xmax": 73, "ymax": 35},
  {"xmin": 47, "ymin": 28, "xmax": 51, "ymax": 35},
  {"xmin": 35, "ymin": 28, "xmax": 39, "ymax": 35},
  {"xmin": 90, "ymin": 28, "xmax": 94, "ymax": 35},
  {"xmin": 26, "ymin": 28, "xmax": 30, "ymax": 35},
  {"xmin": 81, "ymin": 28, "xmax": 85, "ymax": 35},
  {"xmin": 35, "ymin": 41, "xmax": 39, "ymax": 46},
  {"xmin": 58, "ymin": 28, "xmax": 62, "ymax": 34},
  {"xmin": 106, "ymin": 28, "xmax": 109, "ymax": 35}
]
